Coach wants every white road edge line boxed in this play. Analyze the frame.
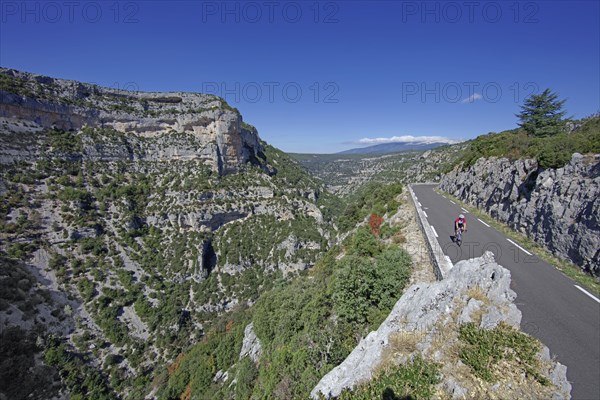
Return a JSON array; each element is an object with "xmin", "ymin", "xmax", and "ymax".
[
  {"xmin": 506, "ymin": 238, "xmax": 532, "ymax": 256},
  {"xmin": 423, "ymin": 211, "xmax": 428, "ymax": 218},
  {"xmin": 461, "ymin": 207, "xmax": 469, "ymax": 213},
  {"xmin": 574, "ymin": 285, "xmax": 600, "ymax": 304},
  {"xmin": 477, "ymin": 218, "xmax": 491, "ymax": 228},
  {"xmin": 418, "ymin": 202, "xmax": 422, "ymax": 207},
  {"xmin": 450, "ymin": 200, "xmax": 456, "ymax": 204},
  {"xmin": 431, "ymin": 225, "xmax": 438, "ymax": 238}
]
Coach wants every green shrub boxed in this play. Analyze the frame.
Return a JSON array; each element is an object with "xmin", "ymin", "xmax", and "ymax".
[
  {"xmin": 333, "ymin": 248, "xmax": 412, "ymax": 325},
  {"xmin": 7, "ymin": 242, "xmax": 38, "ymax": 259},
  {"xmin": 347, "ymin": 226, "xmax": 382, "ymax": 257},
  {"xmin": 159, "ymin": 309, "xmax": 250, "ymax": 399},
  {"xmin": 333, "ymin": 255, "xmax": 378, "ymax": 324},
  {"xmin": 235, "ymin": 357, "xmax": 258, "ymax": 400},
  {"xmin": 373, "ymin": 248, "xmax": 412, "ymax": 310},
  {"xmin": 44, "ymin": 336, "xmax": 114, "ymax": 399}
]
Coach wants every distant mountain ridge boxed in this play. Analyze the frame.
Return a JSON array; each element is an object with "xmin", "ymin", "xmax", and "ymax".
[{"xmin": 338, "ymin": 141, "xmax": 448, "ymax": 154}]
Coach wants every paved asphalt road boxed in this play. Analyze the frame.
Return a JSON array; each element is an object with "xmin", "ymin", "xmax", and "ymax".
[{"xmin": 412, "ymin": 184, "xmax": 600, "ymax": 400}]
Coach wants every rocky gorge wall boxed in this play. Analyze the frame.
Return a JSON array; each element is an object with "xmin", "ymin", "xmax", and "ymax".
[
  {"xmin": 0, "ymin": 68, "xmax": 332, "ymax": 317},
  {"xmin": 0, "ymin": 68, "xmax": 263, "ymax": 174},
  {"xmin": 440, "ymin": 154, "xmax": 600, "ymax": 277}
]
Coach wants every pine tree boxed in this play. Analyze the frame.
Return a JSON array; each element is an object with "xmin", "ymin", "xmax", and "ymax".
[{"xmin": 516, "ymin": 88, "xmax": 567, "ymax": 137}]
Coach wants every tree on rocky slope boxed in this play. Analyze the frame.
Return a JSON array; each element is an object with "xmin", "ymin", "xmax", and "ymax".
[{"xmin": 517, "ymin": 88, "xmax": 567, "ymax": 137}]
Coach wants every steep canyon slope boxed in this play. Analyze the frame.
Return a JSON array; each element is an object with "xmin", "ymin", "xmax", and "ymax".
[{"xmin": 0, "ymin": 68, "xmax": 335, "ymax": 398}]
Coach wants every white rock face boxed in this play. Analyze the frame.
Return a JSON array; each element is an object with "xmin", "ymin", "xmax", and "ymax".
[
  {"xmin": 239, "ymin": 322, "xmax": 262, "ymax": 364},
  {"xmin": 440, "ymin": 154, "xmax": 600, "ymax": 276},
  {"xmin": 118, "ymin": 306, "xmax": 150, "ymax": 340},
  {"xmin": 0, "ymin": 68, "xmax": 264, "ymax": 175},
  {"xmin": 310, "ymin": 252, "xmax": 570, "ymax": 399}
]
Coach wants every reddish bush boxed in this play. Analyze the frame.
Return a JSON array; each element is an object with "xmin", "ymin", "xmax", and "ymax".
[{"xmin": 369, "ymin": 213, "xmax": 384, "ymax": 237}]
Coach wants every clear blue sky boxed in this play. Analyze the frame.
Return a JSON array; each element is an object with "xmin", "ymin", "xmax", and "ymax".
[{"xmin": 1, "ymin": 1, "xmax": 599, "ymax": 153}]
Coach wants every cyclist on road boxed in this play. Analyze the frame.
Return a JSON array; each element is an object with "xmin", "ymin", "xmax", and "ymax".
[{"xmin": 455, "ymin": 214, "xmax": 467, "ymax": 236}]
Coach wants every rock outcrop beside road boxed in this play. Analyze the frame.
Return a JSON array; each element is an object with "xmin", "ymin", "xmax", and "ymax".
[
  {"xmin": 440, "ymin": 154, "xmax": 600, "ymax": 277},
  {"xmin": 311, "ymin": 252, "xmax": 571, "ymax": 399}
]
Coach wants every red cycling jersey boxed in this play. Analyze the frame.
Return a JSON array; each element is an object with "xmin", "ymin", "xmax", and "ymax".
[{"xmin": 455, "ymin": 217, "xmax": 466, "ymax": 226}]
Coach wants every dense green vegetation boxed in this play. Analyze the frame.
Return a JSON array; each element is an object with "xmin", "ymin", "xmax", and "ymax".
[
  {"xmin": 454, "ymin": 90, "xmax": 599, "ymax": 170},
  {"xmin": 338, "ymin": 182, "xmax": 403, "ymax": 232},
  {"xmin": 334, "ymin": 248, "xmax": 412, "ymax": 326},
  {"xmin": 161, "ymin": 183, "xmax": 413, "ymax": 399},
  {"xmin": 205, "ymin": 242, "xmax": 410, "ymax": 399},
  {"xmin": 44, "ymin": 336, "xmax": 116, "ymax": 399},
  {"xmin": 456, "ymin": 115, "xmax": 600, "ymax": 169},
  {"xmin": 157, "ymin": 307, "xmax": 251, "ymax": 399}
]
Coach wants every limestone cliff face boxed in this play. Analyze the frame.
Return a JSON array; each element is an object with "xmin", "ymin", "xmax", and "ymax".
[
  {"xmin": 440, "ymin": 154, "xmax": 600, "ymax": 276},
  {"xmin": 0, "ymin": 68, "xmax": 262, "ymax": 174},
  {"xmin": 0, "ymin": 68, "xmax": 330, "ymax": 295}
]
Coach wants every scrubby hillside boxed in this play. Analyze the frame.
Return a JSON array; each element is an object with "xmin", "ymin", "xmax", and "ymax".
[
  {"xmin": 292, "ymin": 144, "xmax": 466, "ymax": 196},
  {"xmin": 453, "ymin": 115, "xmax": 600, "ymax": 170},
  {"xmin": 0, "ymin": 69, "xmax": 337, "ymax": 398},
  {"xmin": 155, "ymin": 179, "xmax": 411, "ymax": 399}
]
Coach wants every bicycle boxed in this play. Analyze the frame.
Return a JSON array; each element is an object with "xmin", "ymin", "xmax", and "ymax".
[{"xmin": 455, "ymin": 227, "xmax": 464, "ymax": 246}]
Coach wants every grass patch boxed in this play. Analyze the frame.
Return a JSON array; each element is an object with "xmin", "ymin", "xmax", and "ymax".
[
  {"xmin": 387, "ymin": 330, "xmax": 426, "ymax": 358},
  {"xmin": 463, "ymin": 287, "xmax": 490, "ymax": 325},
  {"xmin": 436, "ymin": 189, "xmax": 600, "ymax": 297},
  {"xmin": 459, "ymin": 322, "xmax": 549, "ymax": 386},
  {"xmin": 465, "ymin": 286, "xmax": 488, "ymax": 303},
  {"xmin": 336, "ymin": 356, "xmax": 440, "ymax": 400}
]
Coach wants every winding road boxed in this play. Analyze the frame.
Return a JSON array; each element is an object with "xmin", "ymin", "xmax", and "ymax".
[{"xmin": 412, "ymin": 184, "xmax": 600, "ymax": 400}]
